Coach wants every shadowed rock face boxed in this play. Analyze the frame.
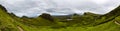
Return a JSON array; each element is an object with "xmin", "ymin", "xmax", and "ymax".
[
  {"xmin": 40, "ymin": 13, "xmax": 54, "ymax": 22},
  {"xmin": 0, "ymin": 5, "xmax": 8, "ymax": 12}
]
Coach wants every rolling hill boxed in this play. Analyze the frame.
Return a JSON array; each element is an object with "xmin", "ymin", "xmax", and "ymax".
[{"xmin": 0, "ymin": 4, "xmax": 120, "ymax": 31}]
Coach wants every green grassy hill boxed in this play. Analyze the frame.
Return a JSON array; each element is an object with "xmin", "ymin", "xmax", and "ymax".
[
  {"xmin": 0, "ymin": 5, "xmax": 19, "ymax": 31},
  {"xmin": 0, "ymin": 4, "xmax": 120, "ymax": 31}
]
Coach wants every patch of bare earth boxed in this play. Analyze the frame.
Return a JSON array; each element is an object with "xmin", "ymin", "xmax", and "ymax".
[
  {"xmin": 115, "ymin": 21, "xmax": 120, "ymax": 25},
  {"xmin": 17, "ymin": 26, "xmax": 24, "ymax": 31}
]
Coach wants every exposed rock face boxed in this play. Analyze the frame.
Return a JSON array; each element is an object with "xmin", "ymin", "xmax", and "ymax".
[
  {"xmin": 0, "ymin": 5, "xmax": 8, "ymax": 12},
  {"xmin": 40, "ymin": 13, "xmax": 54, "ymax": 22}
]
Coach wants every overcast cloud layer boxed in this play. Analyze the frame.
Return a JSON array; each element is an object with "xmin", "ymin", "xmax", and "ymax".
[{"xmin": 0, "ymin": 0, "xmax": 120, "ymax": 17}]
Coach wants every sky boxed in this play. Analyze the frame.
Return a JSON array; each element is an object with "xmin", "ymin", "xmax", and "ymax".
[{"xmin": 0, "ymin": 0, "xmax": 120, "ymax": 17}]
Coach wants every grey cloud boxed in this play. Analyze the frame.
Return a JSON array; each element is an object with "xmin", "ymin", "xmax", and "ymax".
[{"xmin": 0, "ymin": 0, "xmax": 120, "ymax": 17}]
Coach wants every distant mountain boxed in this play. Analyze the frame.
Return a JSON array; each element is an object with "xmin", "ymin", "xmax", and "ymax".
[
  {"xmin": 39, "ymin": 13, "xmax": 54, "ymax": 21},
  {"xmin": 0, "ymin": 4, "xmax": 120, "ymax": 31}
]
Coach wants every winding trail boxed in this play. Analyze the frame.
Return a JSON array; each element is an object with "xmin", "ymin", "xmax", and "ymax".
[
  {"xmin": 115, "ymin": 21, "xmax": 120, "ymax": 25},
  {"xmin": 17, "ymin": 26, "xmax": 24, "ymax": 31}
]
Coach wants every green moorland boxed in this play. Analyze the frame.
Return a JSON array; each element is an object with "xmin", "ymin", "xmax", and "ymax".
[{"xmin": 0, "ymin": 4, "xmax": 120, "ymax": 31}]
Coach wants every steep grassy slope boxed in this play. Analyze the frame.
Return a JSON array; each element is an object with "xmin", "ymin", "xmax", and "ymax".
[
  {"xmin": 0, "ymin": 5, "xmax": 19, "ymax": 31},
  {"xmin": 104, "ymin": 6, "xmax": 120, "ymax": 17},
  {"xmin": 0, "ymin": 4, "xmax": 120, "ymax": 31},
  {"xmin": 93, "ymin": 5, "xmax": 120, "ymax": 26},
  {"xmin": 67, "ymin": 5, "xmax": 120, "ymax": 26}
]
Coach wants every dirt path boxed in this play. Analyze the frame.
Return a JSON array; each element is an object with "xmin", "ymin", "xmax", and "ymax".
[
  {"xmin": 115, "ymin": 21, "xmax": 120, "ymax": 25},
  {"xmin": 17, "ymin": 26, "xmax": 24, "ymax": 31}
]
